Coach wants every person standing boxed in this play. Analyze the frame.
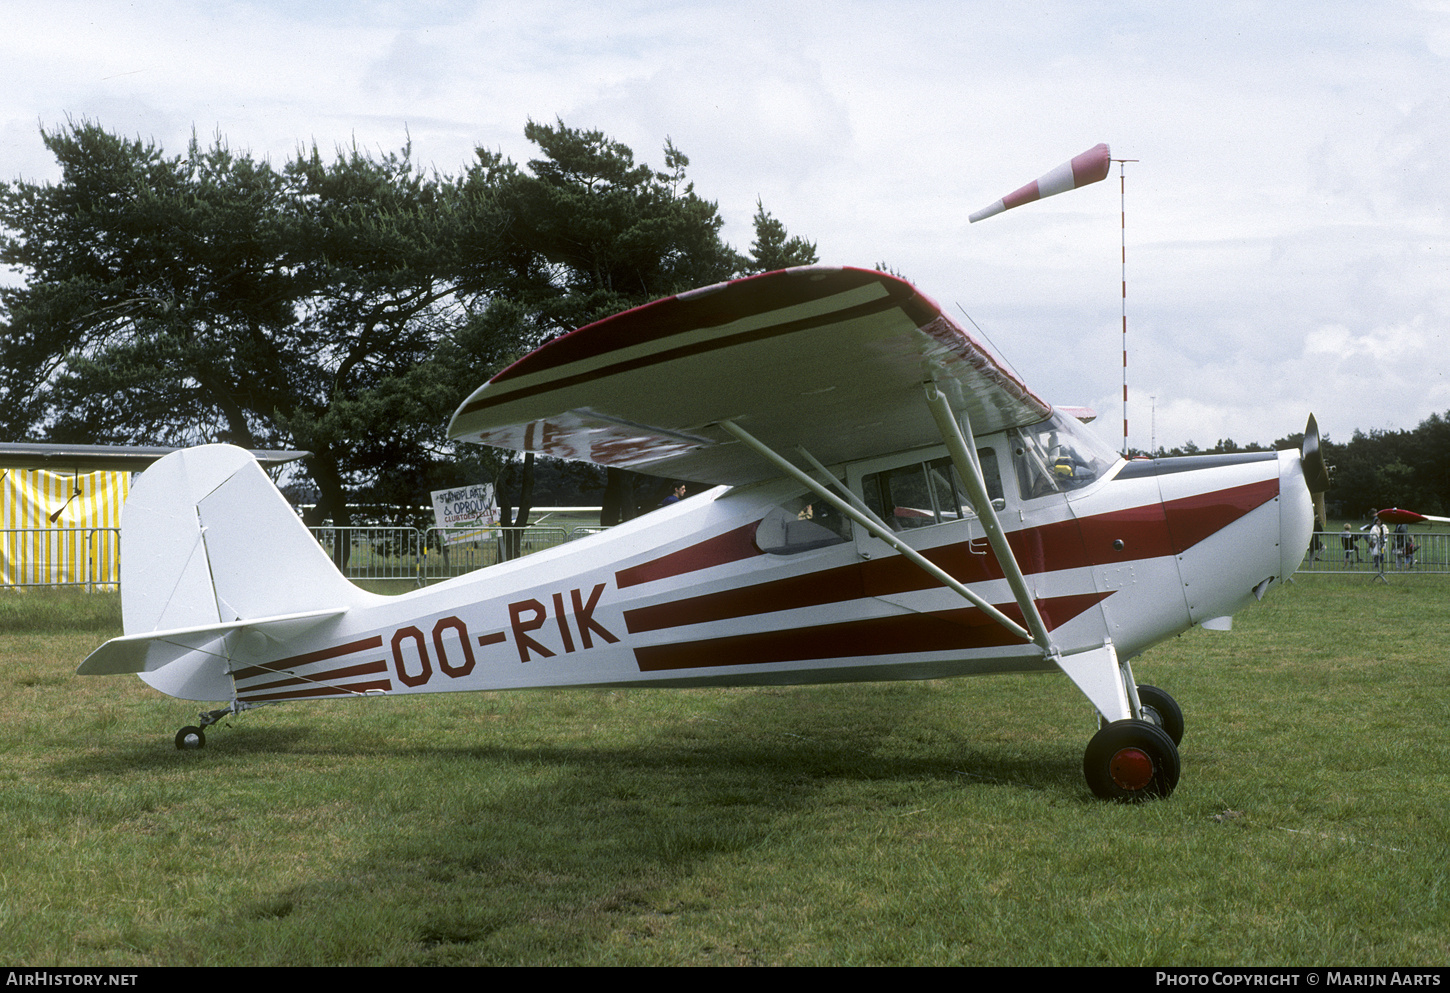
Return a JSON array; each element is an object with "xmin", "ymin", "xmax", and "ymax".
[
  {"xmin": 1340, "ymin": 523, "xmax": 1359, "ymax": 568},
  {"xmin": 1369, "ymin": 518, "xmax": 1388, "ymax": 575}
]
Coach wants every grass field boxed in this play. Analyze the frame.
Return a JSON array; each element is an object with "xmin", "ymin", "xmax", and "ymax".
[{"xmin": 1, "ymin": 576, "xmax": 1446, "ymax": 966}]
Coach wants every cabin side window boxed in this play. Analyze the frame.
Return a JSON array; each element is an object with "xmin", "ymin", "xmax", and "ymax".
[
  {"xmin": 755, "ymin": 489, "xmax": 852, "ymax": 555},
  {"xmin": 861, "ymin": 451, "xmax": 1000, "ymax": 531}
]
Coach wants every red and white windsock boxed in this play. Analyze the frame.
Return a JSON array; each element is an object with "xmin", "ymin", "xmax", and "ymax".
[
  {"xmin": 969, "ymin": 143, "xmax": 1112, "ymax": 223},
  {"xmin": 1375, "ymin": 508, "xmax": 1450, "ymax": 526}
]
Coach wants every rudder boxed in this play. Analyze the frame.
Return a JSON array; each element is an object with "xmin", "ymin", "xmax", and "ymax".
[{"xmin": 120, "ymin": 445, "xmax": 368, "ymax": 636}]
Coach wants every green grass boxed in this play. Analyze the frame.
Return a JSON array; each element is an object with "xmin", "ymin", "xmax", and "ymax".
[
  {"xmin": 0, "ymin": 586, "xmax": 122, "ymax": 633},
  {"xmin": 0, "ymin": 577, "xmax": 1446, "ymax": 965}
]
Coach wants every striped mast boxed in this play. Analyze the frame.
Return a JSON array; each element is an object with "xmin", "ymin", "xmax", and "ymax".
[
  {"xmin": 969, "ymin": 143, "xmax": 1118, "ymax": 443},
  {"xmin": 1114, "ymin": 157, "xmax": 1138, "ymax": 456}
]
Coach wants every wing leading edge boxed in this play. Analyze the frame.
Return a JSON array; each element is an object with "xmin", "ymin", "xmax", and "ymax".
[{"xmin": 447, "ymin": 266, "xmax": 1051, "ymax": 486}]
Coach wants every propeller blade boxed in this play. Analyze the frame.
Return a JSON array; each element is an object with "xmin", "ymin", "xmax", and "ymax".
[{"xmin": 1301, "ymin": 413, "xmax": 1330, "ymax": 530}]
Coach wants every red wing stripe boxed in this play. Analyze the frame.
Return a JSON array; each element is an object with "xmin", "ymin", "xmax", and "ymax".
[
  {"xmin": 481, "ymin": 269, "xmax": 926, "ymax": 387},
  {"xmin": 465, "ymin": 288, "xmax": 918, "ymax": 417},
  {"xmin": 633, "ymin": 593, "xmax": 1108, "ymax": 672}
]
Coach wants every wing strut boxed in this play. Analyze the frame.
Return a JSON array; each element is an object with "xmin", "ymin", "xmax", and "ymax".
[
  {"xmin": 716, "ymin": 419, "xmax": 1033, "ymax": 643},
  {"xmin": 925, "ymin": 382, "xmax": 1140, "ymax": 721},
  {"xmin": 922, "ymin": 382, "xmax": 1057, "ymax": 656}
]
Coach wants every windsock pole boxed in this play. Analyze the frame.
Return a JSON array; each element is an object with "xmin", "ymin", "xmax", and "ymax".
[
  {"xmin": 968, "ymin": 142, "xmax": 1137, "ymax": 456},
  {"xmin": 1115, "ymin": 157, "xmax": 1137, "ymax": 457}
]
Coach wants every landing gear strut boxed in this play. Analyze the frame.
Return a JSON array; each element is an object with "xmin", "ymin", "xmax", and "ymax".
[{"xmin": 174, "ymin": 702, "xmax": 258, "ymax": 750}]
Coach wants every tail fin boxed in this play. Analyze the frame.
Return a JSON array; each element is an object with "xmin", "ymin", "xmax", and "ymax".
[
  {"xmin": 83, "ymin": 445, "xmax": 370, "ymax": 700},
  {"xmin": 120, "ymin": 444, "xmax": 367, "ymax": 634}
]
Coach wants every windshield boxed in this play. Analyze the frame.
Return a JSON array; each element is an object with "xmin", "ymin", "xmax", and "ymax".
[{"xmin": 1010, "ymin": 411, "xmax": 1119, "ymax": 500}]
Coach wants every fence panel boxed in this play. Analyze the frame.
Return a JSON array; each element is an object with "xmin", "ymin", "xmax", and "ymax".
[
  {"xmin": 421, "ymin": 527, "xmax": 570, "ymax": 582},
  {"xmin": 307, "ymin": 526, "xmax": 422, "ymax": 583},
  {"xmin": 1299, "ymin": 530, "xmax": 1450, "ymax": 575},
  {"xmin": 10, "ymin": 524, "xmax": 1449, "ymax": 591},
  {"xmin": 0, "ymin": 527, "xmax": 122, "ymax": 589},
  {"xmin": 84, "ymin": 528, "xmax": 122, "ymax": 590}
]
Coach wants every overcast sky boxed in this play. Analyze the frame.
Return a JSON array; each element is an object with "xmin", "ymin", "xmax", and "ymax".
[{"xmin": 3, "ymin": 0, "xmax": 1447, "ymax": 452}]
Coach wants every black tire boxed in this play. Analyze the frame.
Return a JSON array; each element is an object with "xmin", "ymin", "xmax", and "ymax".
[
  {"xmin": 175, "ymin": 726, "xmax": 206, "ymax": 750},
  {"xmin": 1083, "ymin": 719, "xmax": 1179, "ymax": 801},
  {"xmin": 1136, "ymin": 684, "xmax": 1184, "ymax": 746}
]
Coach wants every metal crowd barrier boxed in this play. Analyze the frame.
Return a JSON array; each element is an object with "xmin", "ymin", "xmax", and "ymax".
[
  {"xmin": 1299, "ymin": 530, "xmax": 1450, "ymax": 575},
  {"xmin": 304, "ymin": 525, "xmax": 575, "ymax": 585},
  {"xmin": 307, "ymin": 525, "xmax": 423, "ymax": 582},
  {"xmin": 0, "ymin": 524, "xmax": 587, "ymax": 591},
  {"xmin": 15, "ymin": 524, "xmax": 1440, "ymax": 592},
  {"xmin": 421, "ymin": 526, "xmax": 571, "ymax": 582},
  {"xmin": 0, "ymin": 527, "xmax": 122, "ymax": 590}
]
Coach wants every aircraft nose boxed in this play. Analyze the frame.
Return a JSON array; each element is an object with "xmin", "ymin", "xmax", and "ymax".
[{"xmin": 1277, "ymin": 448, "xmax": 1316, "ymax": 585}]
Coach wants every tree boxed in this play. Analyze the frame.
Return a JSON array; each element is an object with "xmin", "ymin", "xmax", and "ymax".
[
  {"xmin": 0, "ymin": 122, "xmax": 482, "ymax": 528},
  {"xmin": 1, "ymin": 118, "xmax": 821, "ymax": 537},
  {"xmin": 460, "ymin": 120, "xmax": 749, "ymax": 527},
  {"xmin": 0, "ymin": 125, "xmax": 298, "ymax": 444},
  {"xmin": 748, "ymin": 197, "xmax": 818, "ymax": 273}
]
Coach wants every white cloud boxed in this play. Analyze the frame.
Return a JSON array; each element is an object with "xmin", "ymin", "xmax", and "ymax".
[{"xmin": 5, "ymin": 0, "xmax": 1450, "ymax": 449}]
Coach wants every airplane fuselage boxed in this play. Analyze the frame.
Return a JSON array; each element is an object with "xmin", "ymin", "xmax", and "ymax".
[{"xmin": 149, "ymin": 434, "xmax": 1311, "ymax": 708}]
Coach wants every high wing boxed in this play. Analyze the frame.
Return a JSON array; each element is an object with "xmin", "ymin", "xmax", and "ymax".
[
  {"xmin": 447, "ymin": 266, "xmax": 1052, "ymax": 486},
  {"xmin": 0, "ymin": 443, "xmax": 309, "ymax": 472}
]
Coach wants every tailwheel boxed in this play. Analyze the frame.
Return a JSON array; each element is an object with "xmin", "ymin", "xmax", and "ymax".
[
  {"xmin": 1136, "ymin": 684, "xmax": 1184, "ymax": 746},
  {"xmin": 1084, "ymin": 719, "xmax": 1179, "ymax": 801},
  {"xmin": 175, "ymin": 726, "xmax": 206, "ymax": 750}
]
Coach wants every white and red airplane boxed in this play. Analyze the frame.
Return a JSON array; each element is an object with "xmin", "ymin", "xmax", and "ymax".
[{"xmin": 78, "ymin": 265, "xmax": 1324, "ymax": 801}]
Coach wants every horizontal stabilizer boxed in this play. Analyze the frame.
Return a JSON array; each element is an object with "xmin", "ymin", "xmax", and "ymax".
[{"xmin": 78, "ymin": 608, "xmax": 347, "ymax": 676}]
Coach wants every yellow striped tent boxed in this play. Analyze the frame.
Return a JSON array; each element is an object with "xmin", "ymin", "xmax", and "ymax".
[{"xmin": 0, "ymin": 468, "xmax": 129, "ymax": 587}]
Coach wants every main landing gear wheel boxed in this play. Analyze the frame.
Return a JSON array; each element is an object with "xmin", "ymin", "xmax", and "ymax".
[
  {"xmin": 1136, "ymin": 685, "xmax": 1184, "ymax": 746},
  {"xmin": 1083, "ymin": 719, "xmax": 1179, "ymax": 802},
  {"xmin": 175, "ymin": 726, "xmax": 206, "ymax": 750}
]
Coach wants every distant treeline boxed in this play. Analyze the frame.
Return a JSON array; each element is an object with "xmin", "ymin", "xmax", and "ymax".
[{"xmin": 1137, "ymin": 411, "xmax": 1450, "ymax": 520}]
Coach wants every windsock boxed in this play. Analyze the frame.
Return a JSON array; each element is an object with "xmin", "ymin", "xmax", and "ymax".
[
  {"xmin": 969, "ymin": 143, "xmax": 1112, "ymax": 223},
  {"xmin": 1375, "ymin": 508, "xmax": 1450, "ymax": 526}
]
